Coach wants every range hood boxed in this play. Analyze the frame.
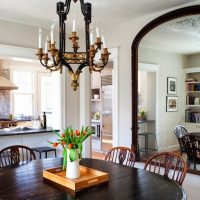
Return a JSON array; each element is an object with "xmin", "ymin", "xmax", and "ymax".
[{"xmin": 0, "ymin": 76, "xmax": 18, "ymax": 90}]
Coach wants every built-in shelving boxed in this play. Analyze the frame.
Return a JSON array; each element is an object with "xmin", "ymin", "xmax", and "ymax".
[
  {"xmin": 185, "ymin": 68, "xmax": 200, "ymax": 124},
  {"xmin": 185, "ymin": 105, "xmax": 200, "ymax": 107}
]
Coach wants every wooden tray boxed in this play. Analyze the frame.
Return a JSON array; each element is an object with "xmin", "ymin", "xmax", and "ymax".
[{"xmin": 43, "ymin": 165, "xmax": 109, "ymax": 192}]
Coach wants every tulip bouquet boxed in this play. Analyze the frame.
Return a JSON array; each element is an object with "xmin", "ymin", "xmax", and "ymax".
[{"xmin": 49, "ymin": 126, "xmax": 94, "ymax": 170}]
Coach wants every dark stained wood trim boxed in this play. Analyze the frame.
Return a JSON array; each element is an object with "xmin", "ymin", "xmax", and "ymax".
[{"xmin": 131, "ymin": 5, "xmax": 200, "ymax": 157}]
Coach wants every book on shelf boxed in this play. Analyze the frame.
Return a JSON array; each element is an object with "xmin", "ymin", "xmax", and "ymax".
[
  {"xmin": 185, "ymin": 109, "xmax": 200, "ymax": 123},
  {"xmin": 185, "ymin": 77, "xmax": 197, "ymax": 82},
  {"xmin": 186, "ymin": 95, "xmax": 195, "ymax": 105},
  {"xmin": 186, "ymin": 82, "xmax": 200, "ymax": 91}
]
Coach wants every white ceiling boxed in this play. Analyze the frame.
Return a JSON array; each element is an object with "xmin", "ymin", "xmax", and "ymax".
[
  {"xmin": 140, "ymin": 15, "xmax": 200, "ymax": 55},
  {"xmin": 0, "ymin": 0, "xmax": 197, "ymax": 29}
]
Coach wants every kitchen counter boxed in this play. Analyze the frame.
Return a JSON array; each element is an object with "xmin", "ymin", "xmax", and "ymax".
[
  {"xmin": 0, "ymin": 127, "xmax": 59, "ymax": 137},
  {"xmin": 0, "ymin": 127, "xmax": 61, "ymax": 158}
]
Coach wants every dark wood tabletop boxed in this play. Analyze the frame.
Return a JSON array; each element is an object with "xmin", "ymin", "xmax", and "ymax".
[
  {"xmin": 0, "ymin": 158, "xmax": 186, "ymax": 200},
  {"xmin": 189, "ymin": 132, "xmax": 200, "ymax": 137}
]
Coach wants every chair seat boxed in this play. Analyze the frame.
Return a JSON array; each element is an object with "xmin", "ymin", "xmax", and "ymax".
[{"xmin": 32, "ymin": 146, "xmax": 56, "ymax": 159}]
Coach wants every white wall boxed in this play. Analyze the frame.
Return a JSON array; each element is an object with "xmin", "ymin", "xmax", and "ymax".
[
  {"xmin": 188, "ymin": 53, "xmax": 200, "ymax": 67},
  {"xmin": 138, "ymin": 71, "xmax": 156, "ymax": 120},
  {"xmin": 146, "ymin": 72, "xmax": 156, "ymax": 120},
  {"xmin": 139, "ymin": 47, "xmax": 187, "ymax": 150}
]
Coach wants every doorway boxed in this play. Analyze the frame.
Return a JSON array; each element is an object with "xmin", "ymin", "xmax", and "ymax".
[
  {"xmin": 91, "ymin": 62, "xmax": 113, "ymax": 159},
  {"xmin": 138, "ymin": 63, "xmax": 159, "ymax": 160}
]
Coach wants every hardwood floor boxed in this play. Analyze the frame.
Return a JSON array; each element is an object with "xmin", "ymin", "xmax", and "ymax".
[{"xmin": 92, "ymin": 151, "xmax": 106, "ymax": 160}]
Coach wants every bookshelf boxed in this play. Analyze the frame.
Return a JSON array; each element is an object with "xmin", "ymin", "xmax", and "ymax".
[{"xmin": 185, "ymin": 68, "xmax": 200, "ymax": 124}]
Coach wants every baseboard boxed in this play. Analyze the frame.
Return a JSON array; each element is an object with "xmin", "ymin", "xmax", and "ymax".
[{"xmin": 158, "ymin": 144, "xmax": 180, "ymax": 152}]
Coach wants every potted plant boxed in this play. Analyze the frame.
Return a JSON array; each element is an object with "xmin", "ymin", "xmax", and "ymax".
[{"xmin": 138, "ymin": 109, "xmax": 146, "ymax": 120}]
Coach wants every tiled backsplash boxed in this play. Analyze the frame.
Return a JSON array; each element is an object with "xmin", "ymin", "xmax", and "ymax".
[{"xmin": 0, "ymin": 69, "xmax": 10, "ymax": 118}]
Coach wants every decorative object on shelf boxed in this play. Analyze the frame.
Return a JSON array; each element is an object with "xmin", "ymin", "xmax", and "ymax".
[
  {"xmin": 166, "ymin": 96, "xmax": 178, "ymax": 112},
  {"xmin": 93, "ymin": 112, "xmax": 100, "ymax": 120},
  {"xmin": 49, "ymin": 126, "xmax": 94, "ymax": 179},
  {"xmin": 167, "ymin": 77, "xmax": 177, "ymax": 95},
  {"xmin": 94, "ymin": 94, "xmax": 100, "ymax": 99},
  {"xmin": 36, "ymin": 0, "xmax": 110, "ymax": 91},
  {"xmin": 138, "ymin": 109, "xmax": 146, "ymax": 120}
]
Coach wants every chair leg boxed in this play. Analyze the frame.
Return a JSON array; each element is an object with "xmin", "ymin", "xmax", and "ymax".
[
  {"xmin": 194, "ymin": 162, "xmax": 196, "ymax": 170},
  {"xmin": 55, "ymin": 150, "xmax": 57, "ymax": 158},
  {"xmin": 187, "ymin": 158, "xmax": 191, "ymax": 168}
]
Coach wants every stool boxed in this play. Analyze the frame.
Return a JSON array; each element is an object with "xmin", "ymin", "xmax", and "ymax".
[
  {"xmin": 31, "ymin": 146, "xmax": 57, "ymax": 159},
  {"xmin": 138, "ymin": 132, "xmax": 157, "ymax": 158}
]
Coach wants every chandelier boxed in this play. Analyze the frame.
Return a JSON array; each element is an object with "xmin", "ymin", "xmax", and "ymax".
[{"xmin": 36, "ymin": 0, "xmax": 110, "ymax": 91}]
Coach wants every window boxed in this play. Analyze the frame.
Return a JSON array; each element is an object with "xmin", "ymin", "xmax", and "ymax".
[
  {"xmin": 39, "ymin": 74, "xmax": 53, "ymax": 127},
  {"xmin": 12, "ymin": 71, "xmax": 34, "ymax": 119},
  {"xmin": 12, "ymin": 70, "xmax": 53, "ymax": 127}
]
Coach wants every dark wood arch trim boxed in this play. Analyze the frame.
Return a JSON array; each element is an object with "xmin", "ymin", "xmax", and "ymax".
[{"xmin": 131, "ymin": 5, "xmax": 200, "ymax": 155}]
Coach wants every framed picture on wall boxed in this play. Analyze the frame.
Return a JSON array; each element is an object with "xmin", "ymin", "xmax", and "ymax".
[
  {"xmin": 167, "ymin": 77, "xmax": 177, "ymax": 95},
  {"xmin": 166, "ymin": 96, "xmax": 178, "ymax": 112}
]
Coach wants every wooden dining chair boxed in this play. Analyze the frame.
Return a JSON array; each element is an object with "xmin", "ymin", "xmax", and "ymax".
[
  {"xmin": 105, "ymin": 146, "xmax": 136, "ymax": 167},
  {"xmin": 0, "ymin": 145, "xmax": 36, "ymax": 168},
  {"xmin": 174, "ymin": 125, "xmax": 188, "ymax": 155},
  {"xmin": 144, "ymin": 152, "xmax": 187, "ymax": 185},
  {"xmin": 182, "ymin": 134, "xmax": 200, "ymax": 170}
]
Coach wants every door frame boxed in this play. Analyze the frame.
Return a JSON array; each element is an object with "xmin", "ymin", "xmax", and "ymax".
[{"xmin": 131, "ymin": 5, "xmax": 200, "ymax": 154}]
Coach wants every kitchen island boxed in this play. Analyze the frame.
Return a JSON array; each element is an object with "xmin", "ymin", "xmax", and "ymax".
[
  {"xmin": 0, "ymin": 127, "xmax": 61, "ymax": 158},
  {"xmin": 0, "ymin": 127, "xmax": 58, "ymax": 136}
]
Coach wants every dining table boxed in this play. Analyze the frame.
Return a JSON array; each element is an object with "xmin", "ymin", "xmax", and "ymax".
[
  {"xmin": 0, "ymin": 158, "xmax": 186, "ymax": 200},
  {"xmin": 189, "ymin": 132, "xmax": 200, "ymax": 137}
]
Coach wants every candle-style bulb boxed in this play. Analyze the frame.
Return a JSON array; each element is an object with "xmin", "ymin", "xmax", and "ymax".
[
  {"xmin": 102, "ymin": 29, "xmax": 106, "ymax": 48},
  {"xmin": 72, "ymin": 14, "xmax": 76, "ymax": 32},
  {"xmin": 44, "ymin": 36, "xmax": 49, "ymax": 53},
  {"xmin": 50, "ymin": 24, "xmax": 55, "ymax": 44},
  {"xmin": 90, "ymin": 24, "xmax": 93, "ymax": 45},
  {"xmin": 39, "ymin": 28, "xmax": 42, "ymax": 48},
  {"xmin": 95, "ymin": 21, "xmax": 100, "ymax": 38}
]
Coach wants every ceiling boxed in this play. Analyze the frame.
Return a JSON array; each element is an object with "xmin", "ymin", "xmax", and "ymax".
[
  {"xmin": 0, "ymin": 0, "xmax": 197, "ymax": 29},
  {"xmin": 140, "ymin": 15, "xmax": 200, "ymax": 55}
]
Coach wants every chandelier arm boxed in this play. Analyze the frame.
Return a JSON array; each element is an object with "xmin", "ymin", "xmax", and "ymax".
[
  {"xmin": 90, "ymin": 61, "xmax": 108, "ymax": 72},
  {"xmin": 77, "ymin": 62, "xmax": 88, "ymax": 71},
  {"xmin": 40, "ymin": 60, "xmax": 48, "ymax": 68},
  {"xmin": 52, "ymin": 56, "xmax": 59, "ymax": 66},
  {"xmin": 39, "ymin": 54, "xmax": 60, "ymax": 69},
  {"xmin": 64, "ymin": 0, "xmax": 71, "ymax": 15},
  {"xmin": 79, "ymin": 0, "xmax": 86, "ymax": 16},
  {"xmin": 84, "ymin": 3, "xmax": 91, "ymax": 62},
  {"xmin": 63, "ymin": 19, "xmax": 66, "ymax": 52},
  {"xmin": 48, "ymin": 65, "xmax": 62, "ymax": 72},
  {"xmin": 62, "ymin": 60, "xmax": 74, "ymax": 73},
  {"xmin": 57, "ymin": 2, "xmax": 66, "ymax": 54},
  {"xmin": 40, "ymin": 59, "xmax": 61, "ymax": 71}
]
